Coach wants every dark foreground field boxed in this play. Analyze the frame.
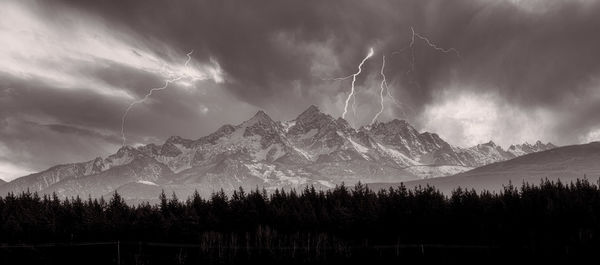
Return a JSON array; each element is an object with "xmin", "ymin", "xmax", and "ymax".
[{"xmin": 2, "ymin": 179, "xmax": 600, "ymax": 264}]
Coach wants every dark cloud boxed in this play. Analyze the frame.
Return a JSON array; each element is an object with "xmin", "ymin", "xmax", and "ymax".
[
  {"xmin": 2, "ymin": 0, "xmax": 600, "ymax": 179},
  {"xmin": 45, "ymin": 0, "xmax": 600, "ymax": 115},
  {"xmin": 452, "ymin": 1, "xmax": 600, "ymax": 107},
  {"xmin": 46, "ymin": 0, "xmax": 431, "ymax": 109},
  {"xmin": 0, "ymin": 74, "xmax": 126, "ymax": 131}
]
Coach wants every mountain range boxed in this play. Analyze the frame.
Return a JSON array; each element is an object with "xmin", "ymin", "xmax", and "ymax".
[{"xmin": 0, "ymin": 105, "xmax": 556, "ymax": 201}]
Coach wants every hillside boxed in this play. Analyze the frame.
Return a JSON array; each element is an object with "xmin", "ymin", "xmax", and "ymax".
[{"xmin": 393, "ymin": 142, "xmax": 600, "ymax": 194}]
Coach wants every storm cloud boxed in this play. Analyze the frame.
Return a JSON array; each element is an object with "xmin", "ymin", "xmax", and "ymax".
[{"xmin": 1, "ymin": 0, "xmax": 600, "ymax": 180}]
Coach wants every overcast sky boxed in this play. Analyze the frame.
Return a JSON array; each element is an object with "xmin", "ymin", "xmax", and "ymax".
[{"xmin": 1, "ymin": 0, "xmax": 600, "ymax": 180}]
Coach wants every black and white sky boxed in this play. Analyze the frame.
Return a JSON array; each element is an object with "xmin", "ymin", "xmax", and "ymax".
[{"xmin": 1, "ymin": 0, "xmax": 600, "ymax": 180}]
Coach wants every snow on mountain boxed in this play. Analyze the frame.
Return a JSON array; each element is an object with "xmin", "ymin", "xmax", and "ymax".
[
  {"xmin": 0, "ymin": 105, "xmax": 556, "ymax": 200},
  {"xmin": 137, "ymin": 180, "xmax": 159, "ymax": 186},
  {"xmin": 508, "ymin": 141, "xmax": 556, "ymax": 157}
]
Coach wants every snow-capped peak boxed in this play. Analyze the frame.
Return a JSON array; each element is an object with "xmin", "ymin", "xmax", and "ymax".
[
  {"xmin": 245, "ymin": 110, "xmax": 275, "ymax": 126},
  {"xmin": 5, "ymin": 106, "xmax": 560, "ymax": 200}
]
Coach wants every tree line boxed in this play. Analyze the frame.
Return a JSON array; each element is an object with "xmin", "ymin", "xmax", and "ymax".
[{"xmin": 1, "ymin": 179, "xmax": 600, "ymax": 264}]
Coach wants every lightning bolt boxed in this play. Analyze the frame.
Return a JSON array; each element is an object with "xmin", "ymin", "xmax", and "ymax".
[
  {"xmin": 392, "ymin": 27, "xmax": 460, "ymax": 57},
  {"xmin": 412, "ymin": 27, "xmax": 461, "ymax": 57},
  {"xmin": 120, "ymin": 50, "xmax": 195, "ymax": 146},
  {"xmin": 342, "ymin": 48, "xmax": 374, "ymax": 119},
  {"xmin": 320, "ymin": 74, "xmax": 354, "ymax": 81},
  {"xmin": 385, "ymin": 80, "xmax": 402, "ymax": 109},
  {"xmin": 371, "ymin": 55, "xmax": 387, "ymax": 124},
  {"xmin": 367, "ymin": 26, "xmax": 458, "ymax": 124},
  {"xmin": 393, "ymin": 26, "xmax": 460, "ymax": 83},
  {"xmin": 321, "ymin": 27, "xmax": 458, "ymax": 124}
]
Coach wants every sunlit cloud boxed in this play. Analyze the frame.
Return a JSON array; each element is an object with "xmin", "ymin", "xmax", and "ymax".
[
  {"xmin": 0, "ymin": 161, "xmax": 34, "ymax": 182},
  {"xmin": 419, "ymin": 89, "xmax": 555, "ymax": 148},
  {"xmin": 0, "ymin": 0, "xmax": 223, "ymax": 99},
  {"xmin": 581, "ymin": 128, "xmax": 600, "ymax": 144}
]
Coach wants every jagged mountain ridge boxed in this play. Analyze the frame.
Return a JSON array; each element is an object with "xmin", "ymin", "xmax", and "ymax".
[{"xmin": 0, "ymin": 105, "xmax": 555, "ymax": 200}]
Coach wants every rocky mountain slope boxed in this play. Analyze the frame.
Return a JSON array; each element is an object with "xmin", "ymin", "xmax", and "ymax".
[{"xmin": 0, "ymin": 106, "xmax": 555, "ymax": 200}]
